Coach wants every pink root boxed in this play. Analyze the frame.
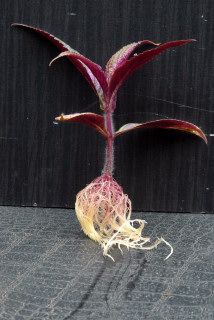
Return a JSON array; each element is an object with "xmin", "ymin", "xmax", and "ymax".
[{"xmin": 75, "ymin": 174, "xmax": 173, "ymax": 260}]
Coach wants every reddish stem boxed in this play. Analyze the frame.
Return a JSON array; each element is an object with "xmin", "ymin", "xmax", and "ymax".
[{"xmin": 103, "ymin": 110, "xmax": 114, "ymax": 175}]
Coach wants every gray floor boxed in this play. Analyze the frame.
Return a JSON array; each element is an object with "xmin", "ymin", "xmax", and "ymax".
[{"xmin": 0, "ymin": 207, "xmax": 213, "ymax": 320}]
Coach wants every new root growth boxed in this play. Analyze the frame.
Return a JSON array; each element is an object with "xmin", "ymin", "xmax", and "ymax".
[{"xmin": 75, "ymin": 174, "xmax": 173, "ymax": 261}]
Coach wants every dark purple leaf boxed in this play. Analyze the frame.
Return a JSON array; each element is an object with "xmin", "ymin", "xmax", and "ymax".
[
  {"xmin": 55, "ymin": 112, "xmax": 108, "ymax": 137},
  {"xmin": 114, "ymin": 119, "xmax": 207, "ymax": 143},
  {"xmin": 50, "ymin": 52, "xmax": 108, "ymax": 110},
  {"xmin": 108, "ymin": 40, "xmax": 196, "ymax": 110},
  {"xmin": 106, "ymin": 40, "xmax": 158, "ymax": 82},
  {"xmin": 12, "ymin": 23, "xmax": 108, "ymax": 110},
  {"xmin": 12, "ymin": 23, "xmax": 73, "ymax": 52}
]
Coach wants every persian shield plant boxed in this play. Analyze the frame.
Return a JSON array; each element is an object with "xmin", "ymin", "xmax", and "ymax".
[{"xmin": 13, "ymin": 24, "xmax": 207, "ymax": 260}]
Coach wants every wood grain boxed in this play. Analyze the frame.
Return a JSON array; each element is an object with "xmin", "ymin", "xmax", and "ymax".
[{"xmin": 0, "ymin": 0, "xmax": 213, "ymax": 212}]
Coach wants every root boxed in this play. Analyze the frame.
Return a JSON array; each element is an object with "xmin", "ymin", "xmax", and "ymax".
[
  {"xmin": 102, "ymin": 219, "xmax": 173, "ymax": 262},
  {"xmin": 75, "ymin": 174, "xmax": 173, "ymax": 261}
]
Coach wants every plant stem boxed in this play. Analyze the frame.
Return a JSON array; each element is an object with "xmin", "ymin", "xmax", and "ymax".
[{"xmin": 103, "ymin": 110, "xmax": 114, "ymax": 175}]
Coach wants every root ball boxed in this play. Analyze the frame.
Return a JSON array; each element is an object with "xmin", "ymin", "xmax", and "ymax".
[{"xmin": 75, "ymin": 174, "xmax": 173, "ymax": 260}]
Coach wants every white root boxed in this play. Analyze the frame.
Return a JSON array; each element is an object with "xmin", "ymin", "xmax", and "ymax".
[
  {"xmin": 101, "ymin": 219, "xmax": 173, "ymax": 261},
  {"xmin": 75, "ymin": 175, "xmax": 173, "ymax": 261}
]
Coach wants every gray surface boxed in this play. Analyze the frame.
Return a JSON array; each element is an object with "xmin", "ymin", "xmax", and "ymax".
[{"xmin": 0, "ymin": 207, "xmax": 213, "ymax": 320}]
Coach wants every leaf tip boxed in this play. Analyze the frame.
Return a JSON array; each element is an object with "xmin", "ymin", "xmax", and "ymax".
[
  {"xmin": 55, "ymin": 113, "xmax": 65, "ymax": 121},
  {"xmin": 11, "ymin": 23, "xmax": 28, "ymax": 28},
  {"xmin": 60, "ymin": 113, "xmax": 65, "ymax": 121},
  {"xmin": 49, "ymin": 55, "xmax": 59, "ymax": 67},
  {"xmin": 49, "ymin": 58, "xmax": 55, "ymax": 67},
  {"xmin": 49, "ymin": 52, "xmax": 68, "ymax": 66}
]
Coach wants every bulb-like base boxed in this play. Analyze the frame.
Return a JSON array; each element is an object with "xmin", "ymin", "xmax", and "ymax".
[{"xmin": 75, "ymin": 174, "xmax": 173, "ymax": 261}]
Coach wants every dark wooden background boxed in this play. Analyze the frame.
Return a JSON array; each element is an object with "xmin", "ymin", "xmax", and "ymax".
[{"xmin": 0, "ymin": 0, "xmax": 213, "ymax": 212}]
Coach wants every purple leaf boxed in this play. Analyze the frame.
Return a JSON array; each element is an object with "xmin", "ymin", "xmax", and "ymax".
[
  {"xmin": 55, "ymin": 112, "xmax": 108, "ymax": 138},
  {"xmin": 12, "ymin": 23, "xmax": 108, "ymax": 110},
  {"xmin": 50, "ymin": 52, "xmax": 108, "ymax": 110},
  {"xmin": 12, "ymin": 23, "xmax": 73, "ymax": 52},
  {"xmin": 108, "ymin": 40, "xmax": 196, "ymax": 110},
  {"xmin": 106, "ymin": 41, "xmax": 158, "ymax": 81},
  {"xmin": 115, "ymin": 119, "xmax": 207, "ymax": 143}
]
